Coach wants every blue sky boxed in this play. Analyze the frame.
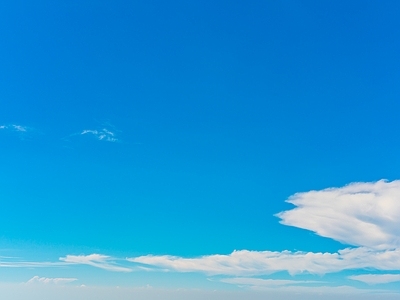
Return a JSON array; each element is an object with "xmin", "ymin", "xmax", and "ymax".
[{"xmin": 1, "ymin": 0, "xmax": 400, "ymax": 298}]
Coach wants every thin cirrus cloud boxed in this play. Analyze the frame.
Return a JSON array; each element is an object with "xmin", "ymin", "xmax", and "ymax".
[
  {"xmin": 80, "ymin": 128, "xmax": 118, "ymax": 142},
  {"xmin": 0, "ymin": 259, "xmax": 65, "ymax": 268},
  {"xmin": 27, "ymin": 276, "xmax": 77, "ymax": 285},
  {"xmin": 1, "ymin": 123, "xmax": 121, "ymax": 143},
  {"xmin": 348, "ymin": 274, "xmax": 400, "ymax": 285},
  {"xmin": 0, "ymin": 124, "xmax": 28, "ymax": 132},
  {"xmin": 0, "ymin": 124, "xmax": 34, "ymax": 139},
  {"xmin": 60, "ymin": 254, "xmax": 131, "ymax": 273},
  {"xmin": 0, "ymin": 254, "xmax": 131, "ymax": 273}
]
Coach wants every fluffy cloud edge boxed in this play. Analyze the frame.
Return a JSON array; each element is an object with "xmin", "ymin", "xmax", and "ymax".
[
  {"xmin": 127, "ymin": 247, "xmax": 400, "ymax": 276},
  {"xmin": 2, "ymin": 180, "xmax": 400, "ymax": 292},
  {"xmin": 276, "ymin": 180, "xmax": 400, "ymax": 249}
]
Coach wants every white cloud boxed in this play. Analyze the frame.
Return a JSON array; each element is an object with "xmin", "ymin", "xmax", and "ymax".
[
  {"xmin": 3, "ymin": 180, "xmax": 400, "ymax": 292},
  {"xmin": 348, "ymin": 274, "xmax": 400, "ymax": 285},
  {"xmin": 128, "ymin": 180, "xmax": 400, "ymax": 278},
  {"xmin": 128, "ymin": 247, "xmax": 400, "ymax": 276},
  {"xmin": 12, "ymin": 125, "xmax": 28, "ymax": 132},
  {"xmin": 276, "ymin": 180, "xmax": 400, "ymax": 249},
  {"xmin": 27, "ymin": 276, "xmax": 77, "ymax": 285},
  {"xmin": 0, "ymin": 124, "xmax": 31, "ymax": 134},
  {"xmin": 0, "ymin": 260, "xmax": 65, "ymax": 268},
  {"xmin": 60, "ymin": 254, "xmax": 131, "ymax": 272},
  {"xmin": 80, "ymin": 128, "xmax": 118, "ymax": 142},
  {"xmin": 0, "ymin": 254, "xmax": 130, "ymax": 273}
]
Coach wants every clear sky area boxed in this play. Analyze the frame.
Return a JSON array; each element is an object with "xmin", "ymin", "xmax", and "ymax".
[{"xmin": 1, "ymin": 1, "xmax": 400, "ymax": 299}]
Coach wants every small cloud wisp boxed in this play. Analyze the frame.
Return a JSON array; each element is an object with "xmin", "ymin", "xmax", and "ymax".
[
  {"xmin": 348, "ymin": 274, "xmax": 400, "ymax": 285},
  {"xmin": 60, "ymin": 254, "xmax": 131, "ymax": 272},
  {"xmin": 27, "ymin": 276, "xmax": 77, "ymax": 285},
  {"xmin": 80, "ymin": 128, "xmax": 118, "ymax": 142}
]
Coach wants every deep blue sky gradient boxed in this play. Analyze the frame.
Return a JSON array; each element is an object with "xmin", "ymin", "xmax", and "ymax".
[{"xmin": 1, "ymin": 0, "xmax": 400, "ymax": 271}]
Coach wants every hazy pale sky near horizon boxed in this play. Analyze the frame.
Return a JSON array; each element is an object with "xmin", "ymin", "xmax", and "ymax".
[{"xmin": 1, "ymin": 0, "xmax": 400, "ymax": 298}]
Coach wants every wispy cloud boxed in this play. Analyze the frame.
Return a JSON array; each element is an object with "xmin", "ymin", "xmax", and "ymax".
[
  {"xmin": 276, "ymin": 180, "xmax": 400, "ymax": 249},
  {"xmin": 62, "ymin": 122, "xmax": 121, "ymax": 146},
  {"xmin": 0, "ymin": 124, "xmax": 36, "ymax": 139},
  {"xmin": 27, "ymin": 276, "xmax": 77, "ymax": 285},
  {"xmin": 60, "ymin": 254, "xmax": 131, "ymax": 272},
  {"xmin": 0, "ymin": 124, "xmax": 28, "ymax": 132},
  {"xmin": 348, "ymin": 274, "xmax": 400, "ymax": 285},
  {"xmin": 80, "ymin": 128, "xmax": 118, "ymax": 142},
  {"xmin": 0, "ymin": 259, "xmax": 65, "ymax": 268},
  {"xmin": 11, "ymin": 125, "xmax": 28, "ymax": 132},
  {"xmin": 0, "ymin": 254, "xmax": 130, "ymax": 272}
]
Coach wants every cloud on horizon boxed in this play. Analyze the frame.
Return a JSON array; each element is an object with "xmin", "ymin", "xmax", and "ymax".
[
  {"xmin": 3, "ymin": 180, "xmax": 400, "ymax": 292},
  {"xmin": 128, "ymin": 180, "xmax": 400, "ymax": 278},
  {"xmin": 27, "ymin": 276, "xmax": 77, "ymax": 285},
  {"xmin": 128, "ymin": 247, "xmax": 400, "ymax": 276},
  {"xmin": 348, "ymin": 274, "xmax": 400, "ymax": 285}
]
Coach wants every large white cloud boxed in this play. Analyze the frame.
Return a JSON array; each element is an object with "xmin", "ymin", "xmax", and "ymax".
[
  {"xmin": 4, "ymin": 180, "xmax": 400, "ymax": 291},
  {"xmin": 129, "ymin": 180, "xmax": 400, "ymax": 277},
  {"xmin": 276, "ymin": 180, "xmax": 400, "ymax": 249},
  {"xmin": 128, "ymin": 247, "xmax": 400, "ymax": 276}
]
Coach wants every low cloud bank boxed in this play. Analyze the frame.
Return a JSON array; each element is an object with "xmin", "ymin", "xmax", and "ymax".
[
  {"xmin": 27, "ymin": 276, "xmax": 77, "ymax": 284},
  {"xmin": 129, "ymin": 247, "xmax": 400, "ymax": 276},
  {"xmin": 348, "ymin": 274, "xmax": 400, "ymax": 285},
  {"xmin": 128, "ymin": 180, "xmax": 400, "ymax": 285},
  {"xmin": 3, "ymin": 180, "xmax": 400, "ymax": 291}
]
